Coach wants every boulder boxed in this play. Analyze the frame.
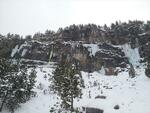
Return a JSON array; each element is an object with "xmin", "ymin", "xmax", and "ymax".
[
  {"xmin": 95, "ymin": 95, "xmax": 106, "ymax": 99},
  {"xmin": 86, "ymin": 107, "xmax": 104, "ymax": 113},
  {"xmin": 105, "ymin": 67, "xmax": 118, "ymax": 75},
  {"xmin": 114, "ymin": 105, "xmax": 120, "ymax": 110}
]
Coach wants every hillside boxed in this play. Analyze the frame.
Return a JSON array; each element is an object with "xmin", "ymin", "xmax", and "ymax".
[
  {"xmin": 0, "ymin": 20, "xmax": 150, "ymax": 113},
  {"xmin": 2, "ymin": 63, "xmax": 150, "ymax": 113},
  {"xmin": 1, "ymin": 21, "xmax": 150, "ymax": 73}
]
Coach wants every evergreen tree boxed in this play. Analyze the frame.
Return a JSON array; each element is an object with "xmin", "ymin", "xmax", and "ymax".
[
  {"xmin": 52, "ymin": 55, "xmax": 84, "ymax": 112},
  {"xmin": 145, "ymin": 56, "xmax": 150, "ymax": 78},
  {"xmin": 0, "ymin": 58, "xmax": 36, "ymax": 112},
  {"xmin": 144, "ymin": 21, "xmax": 150, "ymax": 31}
]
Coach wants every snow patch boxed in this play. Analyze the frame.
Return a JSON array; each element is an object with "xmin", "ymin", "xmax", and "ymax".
[
  {"xmin": 121, "ymin": 44, "xmax": 140, "ymax": 67},
  {"xmin": 11, "ymin": 42, "xmax": 29, "ymax": 57},
  {"xmin": 11, "ymin": 45, "xmax": 19, "ymax": 57},
  {"xmin": 21, "ymin": 49, "xmax": 28, "ymax": 57},
  {"xmin": 83, "ymin": 44, "xmax": 99, "ymax": 56},
  {"xmin": 99, "ymin": 66, "xmax": 105, "ymax": 75}
]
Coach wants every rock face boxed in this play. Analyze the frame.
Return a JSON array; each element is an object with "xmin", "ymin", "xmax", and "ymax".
[
  {"xmin": 94, "ymin": 43, "xmax": 128, "ymax": 71},
  {"xmin": 1, "ymin": 21, "xmax": 150, "ymax": 73},
  {"xmin": 10, "ymin": 41, "xmax": 50, "ymax": 61},
  {"xmin": 8, "ymin": 40, "xmax": 129, "ymax": 73}
]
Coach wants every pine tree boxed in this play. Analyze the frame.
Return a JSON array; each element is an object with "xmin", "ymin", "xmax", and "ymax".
[
  {"xmin": 0, "ymin": 58, "xmax": 13, "ymax": 112},
  {"xmin": 52, "ymin": 55, "xmax": 84, "ymax": 112},
  {"xmin": 0, "ymin": 58, "xmax": 36, "ymax": 112},
  {"xmin": 145, "ymin": 56, "xmax": 150, "ymax": 78}
]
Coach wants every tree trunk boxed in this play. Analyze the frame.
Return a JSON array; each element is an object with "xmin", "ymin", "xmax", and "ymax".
[
  {"xmin": 71, "ymin": 95, "xmax": 73, "ymax": 113},
  {"xmin": 0, "ymin": 91, "xmax": 8, "ymax": 112}
]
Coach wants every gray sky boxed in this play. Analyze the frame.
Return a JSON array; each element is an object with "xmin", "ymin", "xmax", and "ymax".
[{"xmin": 0, "ymin": 0, "xmax": 150, "ymax": 36}]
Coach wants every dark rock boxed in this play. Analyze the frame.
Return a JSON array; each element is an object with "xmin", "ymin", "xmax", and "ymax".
[
  {"xmin": 103, "ymin": 85, "xmax": 112, "ymax": 89},
  {"xmin": 114, "ymin": 105, "xmax": 120, "ymax": 110},
  {"xmin": 86, "ymin": 107, "xmax": 104, "ymax": 113},
  {"xmin": 95, "ymin": 43, "xmax": 129, "ymax": 70},
  {"xmin": 95, "ymin": 95, "xmax": 106, "ymax": 99},
  {"xmin": 105, "ymin": 67, "xmax": 118, "ymax": 75}
]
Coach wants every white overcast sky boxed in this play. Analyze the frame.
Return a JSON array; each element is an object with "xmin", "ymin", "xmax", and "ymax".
[{"xmin": 0, "ymin": 0, "xmax": 150, "ymax": 36}]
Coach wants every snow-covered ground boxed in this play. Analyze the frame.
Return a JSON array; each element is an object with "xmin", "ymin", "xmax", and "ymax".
[
  {"xmin": 78, "ymin": 68, "xmax": 150, "ymax": 113},
  {"xmin": 3, "ymin": 43, "xmax": 149, "ymax": 113},
  {"xmin": 2, "ymin": 64, "xmax": 149, "ymax": 113}
]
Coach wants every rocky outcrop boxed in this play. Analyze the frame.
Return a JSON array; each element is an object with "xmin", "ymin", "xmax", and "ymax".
[
  {"xmin": 1, "ymin": 21, "xmax": 149, "ymax": 73},
  {"xmin": 11, "ymin": 41, "xmax": 50, "ymax": 61},
  {"xmin": 114, "ymin": 105, "xmax": 120, "ymax": 110},
  {"xmin": 91, "ymin": 43, "xmax": 128, "ymax": 74},
  {"xmin": 7, "ymin": 40, "xmax": 129, "ymax": 73}
]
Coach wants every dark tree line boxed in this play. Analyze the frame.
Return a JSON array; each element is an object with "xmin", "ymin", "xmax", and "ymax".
[{"xmin": 1, "ymin": 20, "xmax": 150, "ymax": 43}]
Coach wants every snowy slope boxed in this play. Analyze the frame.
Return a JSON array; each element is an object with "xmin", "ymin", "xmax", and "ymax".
[
  {"xmin": 15, "ymin": 66, "xmax": 59, "ymax": 113},
  {"xmin": 2, "ymin": 64, "xmax": 150, "ymax": 113},
  {"xmin": 77, "ymin": 69, "xmax": 150, "ymax": 113},
  {"xmin": 3, "ymin": 42, "xmax": 149, "ymax": 113}
]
